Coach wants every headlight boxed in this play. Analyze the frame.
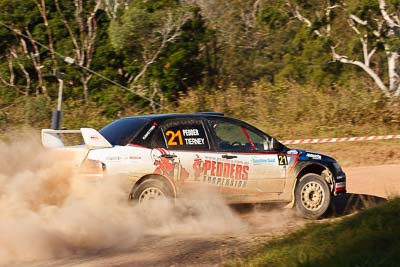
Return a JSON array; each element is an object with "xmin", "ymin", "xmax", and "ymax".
[{"xmin": 332, "ymin": 162, "xmax": 342, "ymax": 172}]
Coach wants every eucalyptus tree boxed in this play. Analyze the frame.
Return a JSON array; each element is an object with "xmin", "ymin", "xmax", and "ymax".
[
  {"xmin": 109, "ymin": 0, "xmax": 210, "ymax": 109},
  {"xmin": 0, "ymin": 0, "xmax": 111, "ymax": 103},
  {"xmin": 54, "ymin": 0, "xmax": 103, "ymax": 102},
  {"xmin": 289, "ymin": 0, "xmax": 400, "ymax": 97},
  {"xmin": 0, "ymin": 0, "xmax": 46, "ymax": 97}
]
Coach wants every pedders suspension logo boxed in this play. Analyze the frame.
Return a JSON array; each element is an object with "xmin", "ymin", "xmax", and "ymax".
[
  {"xmin": 202, "ymin": 160, "xmax": 249, "ymax": 180},
  {"xmin": 192, "ymin": 155, "xmax": 249, "ymax": 188}
]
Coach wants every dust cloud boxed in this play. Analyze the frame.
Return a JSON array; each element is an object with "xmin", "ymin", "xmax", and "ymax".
[{"xmin": 0, "ymin": 133, "xmax": 246, "ymax": 265}]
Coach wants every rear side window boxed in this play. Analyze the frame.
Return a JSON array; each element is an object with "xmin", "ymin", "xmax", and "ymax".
[
  {"xmin": 154, "ymin": 119, "xmax": 210, "ymax": 150},
  {"xmin": 99, "ymin": 117, "xmax": 150, "ymax": 146}
]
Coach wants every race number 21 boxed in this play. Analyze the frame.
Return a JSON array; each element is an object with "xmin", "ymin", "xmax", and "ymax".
[
  {"xmin": 165, "ymin": 130, "xmax": 183, "ymax": 146},
  {"xmin": 278, "ymin": 155, "xmax": 288, "ymax": 165}
]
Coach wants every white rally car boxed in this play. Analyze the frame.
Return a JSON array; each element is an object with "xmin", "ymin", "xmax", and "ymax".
[{"xmin": 42, "ymin": 113, "xmax": 346, "ymax": 219}]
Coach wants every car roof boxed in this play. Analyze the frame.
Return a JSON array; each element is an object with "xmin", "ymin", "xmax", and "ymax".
[{"xmin": 118, "ymin": 112, "xmax": 225, "ymax": 121}]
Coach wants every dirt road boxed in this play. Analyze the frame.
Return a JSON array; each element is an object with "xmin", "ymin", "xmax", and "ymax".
[
  {"xmin": 346, "ymin": 164, "xmax": 400, "ymax": 198},
  {"xmin": 8, "ymin": 164, "xmax": 400, "ymax": 267}
]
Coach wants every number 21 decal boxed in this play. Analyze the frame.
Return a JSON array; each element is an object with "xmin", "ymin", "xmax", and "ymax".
[
  {"xmin": 165, "ymin": 130, "xmax": 183, "ymax": 146},
  {"xmin": 278, "ymin": 155, "xmax": 288, "ymax": 165}
]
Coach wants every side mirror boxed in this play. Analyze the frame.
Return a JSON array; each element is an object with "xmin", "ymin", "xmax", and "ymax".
[{"xmin": 264, "ymin": 138, "xmax": 277, "ymax": 151}]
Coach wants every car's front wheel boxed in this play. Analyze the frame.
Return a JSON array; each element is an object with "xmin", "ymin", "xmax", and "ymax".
[
  {"xmin": 295, "ymin": 173, "xmax": 331, "ymax": 219},
  {"xmin": 131, "ymin": 178, "xmax": 173, "ymax": 204}
]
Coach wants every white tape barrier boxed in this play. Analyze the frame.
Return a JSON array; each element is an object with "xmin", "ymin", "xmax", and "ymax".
[{"xmin": 281, "ymin": 135, "xmax": 400, "ymax": 145}]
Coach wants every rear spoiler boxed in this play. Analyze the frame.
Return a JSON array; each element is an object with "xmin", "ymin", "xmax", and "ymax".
[{"xmin": 41, "ymin": 128, "xmax": 112, "ymax": 149}]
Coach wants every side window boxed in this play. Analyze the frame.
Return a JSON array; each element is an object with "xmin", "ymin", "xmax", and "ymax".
[
  {"xmin": 132, "ymin": 121, "xmax": 165, "ymax": 148},
  {"xmin": 159, "ymin": 119, "xmax": 210, "ymax": 150},
  {"xmin": 210, "ymin": 120, "xmax": 271, "ymax": 152},
  {"xmin": 151, "ymin": 128, "xmax": 167, "ymax": 148}
]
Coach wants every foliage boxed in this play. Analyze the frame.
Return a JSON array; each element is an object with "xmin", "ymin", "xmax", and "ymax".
[
  {"xmin": 24, "ymin": 95, "xmax": 52, "ymax": 125},
  {"xmin": 109, "ymin": 0, "xmax": 210, "ymax": 100},
  {"xmin": 0, "ymin": 0, "xmax": 399, "ymax": 133}
]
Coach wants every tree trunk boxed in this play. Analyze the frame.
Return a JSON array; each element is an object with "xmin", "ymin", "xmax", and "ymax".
[
  {"xmin": 81, "ymin": 74, "xmax": 92, "ymax": 103},
  {"xmin": 387, "ymin": 51, "xmax": 399, "ymax": 95},
  {"xmin": 25, "ymin": 27, "xmax": 48, "ymax": 96}
]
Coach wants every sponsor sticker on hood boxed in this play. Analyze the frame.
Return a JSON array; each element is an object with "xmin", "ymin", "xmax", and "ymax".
[
  {"xmin": 287, "ymin": 149, "xmax": 299, "ymax": 155},
  {"xmin": 306, "ymin": 153, "xmax": 322, "ymax": 160}
]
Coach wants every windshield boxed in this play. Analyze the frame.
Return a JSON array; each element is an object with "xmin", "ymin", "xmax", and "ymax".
[{"xmin": 99, "ymin": 117, "xmax": 150, "ymax": 146}]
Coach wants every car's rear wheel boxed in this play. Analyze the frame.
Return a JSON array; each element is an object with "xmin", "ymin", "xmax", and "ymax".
[
  {"xmin": 131, "ymin": 178, "xmax": 173, "ymax": 204},
  {"xmin": 295, "ymin": 173, "xmax": 331, "ymax": 219}
]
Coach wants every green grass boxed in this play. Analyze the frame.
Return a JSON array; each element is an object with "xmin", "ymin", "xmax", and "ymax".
[{"xmin": 226, "ymin": 198, "xmax": 400, "ymax": 267}]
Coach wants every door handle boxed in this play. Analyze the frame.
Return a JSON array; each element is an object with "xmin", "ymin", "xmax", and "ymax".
[
  {"xmin": 160, "ymin": 154, "xmax": 177, "ymax": 159},
  {"xmin": 221, "ymin": 154, "xmax": 237, "ymax": 159}
]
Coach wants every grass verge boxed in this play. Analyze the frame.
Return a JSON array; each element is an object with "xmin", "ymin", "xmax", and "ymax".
[{"xmin": 226, "ymin": 198, "xmax": 400, "ymax": 267}]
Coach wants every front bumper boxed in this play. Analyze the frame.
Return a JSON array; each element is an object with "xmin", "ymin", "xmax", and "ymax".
[
  {"xmin": 334, "ymin": 172, "xmax": 346, "ymax": 195},
  {"xmin": 335, "ymin": 181, "xmax": 346, "ymax": 194}
]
